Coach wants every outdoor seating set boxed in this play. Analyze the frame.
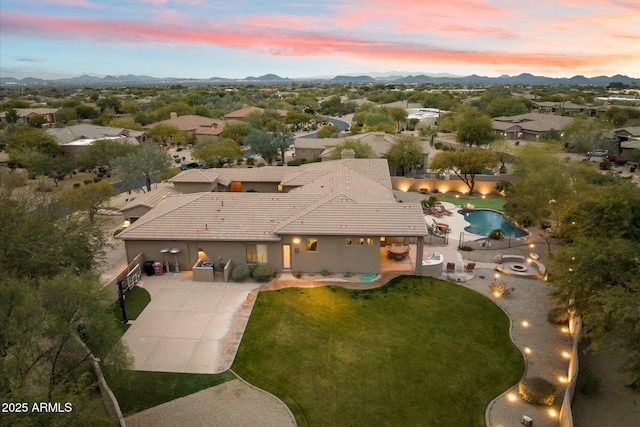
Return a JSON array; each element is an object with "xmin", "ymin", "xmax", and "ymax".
[
  {"xmin": 428, "ymin": 203, "xmax": 453, "ymax": 218},
  {"xmin": 387, "ymin": 243, "xmax": 410, "ymax": 261},
  {"xmin": 445, "ymin": 262, "xmax": 475, "ymax": 273}
]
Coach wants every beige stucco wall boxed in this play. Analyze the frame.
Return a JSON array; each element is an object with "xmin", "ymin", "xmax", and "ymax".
[
  {"xmin": 123, "ymin": 235, "xmax": 382, "ymax": 275},
  {"xmin": 172, "ymin": 182, "xmax": 218, "ymax": 193},
  {"xmin": 286, "ymin": 235, "xmax": 380, "ymax": 274},
  {"xmin": 392, "ymin": 175, "xmax": 514, "ymax": 196}
]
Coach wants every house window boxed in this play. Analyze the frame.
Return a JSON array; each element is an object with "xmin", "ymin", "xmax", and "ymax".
[
  {"xmin": 306, "ymin": 238, "xmax": 318, "ymax": 252},
  {"xmin": 345, "ymin": 238, "xmax": 353, "ymax": 245},
  {"xmin": 366, "ymin": 238, "xmax": 374, "ymax": 245},
  {"xmin": 246, "ymin": 244, "xmax": 268, "ymax": 263},
  {"xmin": 357, "ymin": 238, "xmax": 365, "ymax": 245}
]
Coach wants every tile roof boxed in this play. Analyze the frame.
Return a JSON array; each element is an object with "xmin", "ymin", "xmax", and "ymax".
[
  {"xmin": 47, "ymin": 124, "xmax": 146, "ymax": 145},
  {"xmin": 119, "ymin": 186, "xmax": 180, "ymax": 212},
  {"xmin": 119, "ymin": 159, "xmax": 428, "ymax": 242},
  {"xmin": 294, "ymin": 132, "xmax": 429, "ymax": 158},
  {"xmin": 118, "ymin": 193, "xmax": 323, "ymax": 241},
  {"xmin": 146, "ymin": 115, "xmax": 225, "ymax": 136},
  {"xmin": 493, "ymin": 113, "xmax": 574, "ymax": 132},
  {"xmin": 274, "ymin": 196, "xmax": 428, "ymax": 236}
]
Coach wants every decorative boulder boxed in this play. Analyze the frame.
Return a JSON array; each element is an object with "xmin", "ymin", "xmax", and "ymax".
[{"xmin": 493, "ymin": 254, "xmax": 503, "ymax": 264}]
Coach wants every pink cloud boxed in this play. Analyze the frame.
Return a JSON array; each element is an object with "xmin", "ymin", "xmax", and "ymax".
[{"xmin": 1, "ymin": 11, "xmax": 635, "ymax": 73}]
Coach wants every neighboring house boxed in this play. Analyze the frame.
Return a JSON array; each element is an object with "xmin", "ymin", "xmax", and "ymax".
[
  {"xmin": 146, "ymin": 113, "xmax": 225, "ymax": 142},
  {"xmin": 224, "ymin": 105, "xmax": 288, "ymax": 121},
  {"xmin": 492, "ymin": 113, "xmax": 574, "ymax": 141},
  {"xmin": 614, "ymin": 127, "xmax": 640, "ymax": 162},
  {"xmin": 117, "ymin": 159, "xmax": 428, "ymax": 276},
  {"xmin": 0, "ymin": 108, "xmax": 58, "ymax": 125},
  {"xmin": 532, "ymin": 101, "xmax": 590, "ymax": 116},
  {"xmin": 46, "ymin": 124, "xmax": 146, "ymax": 154},
  {"xmin": 294, "ymin": 132, "xmax": 431, "ymax": 175}
]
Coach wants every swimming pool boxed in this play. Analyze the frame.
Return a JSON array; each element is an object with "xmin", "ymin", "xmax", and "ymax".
[{"xmin": 458, "ymin": 209, "xmax": 528, "ymax": 238}]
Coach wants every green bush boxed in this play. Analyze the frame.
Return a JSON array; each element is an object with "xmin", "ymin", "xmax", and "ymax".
[
  {"xmin": 73, "ymin": 183, "xmax": 81, "ymax": 188},
  {"xmin": 252, "ymin": 264, "xmax": 275, "ymax": 282},
  {"xmin": 321, "ymin": 269, "xmax": 331, "ymax": 277},
  {"xmin": 599, "ymin": 160, "xmax": 612, "ymax": 170},
  {"xmin": 434, "ymin": 142, "xmax": 443, "ymax": 150},
  {"xmin": 459, "ymin": 246, "xmax": 473, "ymax": 251},
  {"xmin": 93, "ymin": 177, "xmax": 102, "ymax": 183},
  {"xmin": 518, "ymin": 377, "xmax": 557, "ymax": 406},
  {"xmin": 547, "ymin": 307, "xmax": 569, "ymax": 325},
  {"xmin": 176, "ymin": 147, "xmax": 183, "ymax": 152},
  {"xmin": 84, "ymin": 179, "xmax": 93, "ymax": 185},
  {"xmin": 287, "ymin": 159, "xmax": 303, "ymax": 166},
  {"xmin": 578, "ymin": 366, "xmax": 603, "ymax": 396},
  {"xmin": 232, "ymin": 264, "xmax": 250, "ymax": 282}
]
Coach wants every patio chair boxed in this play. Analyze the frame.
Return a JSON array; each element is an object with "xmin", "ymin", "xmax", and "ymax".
[
  {"xmin": 464, "ymin": 262, "xmax": 476, "ymax": 272},
  {"xmin": 436, "ymin": 203, "xmax": 453, "ymax": 215},
  {"xmin": 446, "ymin": 262, "xmax": 456, "ymax": 272},
  {"xmin": 429, "ymin": 207, "xmax": 443, "ymax": 217}
]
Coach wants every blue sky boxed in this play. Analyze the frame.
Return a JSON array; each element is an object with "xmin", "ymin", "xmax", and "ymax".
[{"xmin": 1, "ymin": 0, "xmax": 638, "ymax": 79}]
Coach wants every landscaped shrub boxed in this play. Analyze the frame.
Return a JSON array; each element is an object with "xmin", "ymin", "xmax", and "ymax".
[
  {"xmin": 599, "ymin": 160, "xmax": 612, "ymax": 170},
  {"xmin": 176, "ymin": 147, "xmax": 183, "ymax": 152},
  {"xmin": 459, "ymin": 246, "xmax": 473, "ymax": 251},
  {"xmin": 434, "ymin": 142, "xmax": 443, "ymax": 150},
  {"xmin": 418, "ymin": 187, "xmax": 429, "ymax": 194},
  {"xmin": 246, "ymin": 157, "xmax": 255, "ymax": 166},
  {"xmin": 73, "ymin": 183, "xmax": 81, "ymax": 188},
  {"xmin": 232, "ymin": 264, "xmax": 250, "ymax": 282},
  {"xmin": 93, "ymin": 177, "xmax": 102, "ymax": 183},
  {"xmin": 321, "ymin": 269, "xmax": 331, "ymax": 277},
  {"xmin": 252, "ymin": 264, "xmax": 275, "ymax": 282},
  {"xmin": 84, "ymin": 179, "xmax": 93, "ymax": 185},
  {"xmin": 547, "ymin": 307, "xmax": 569, "ymax": 325},
  {"xmin": 518, "ymin": 377, "xmax": 557, "ymax": 406},
  {"xmin": 287, "ymin": 159, "xmax": 303, "ymax": 166},
  {"xmin": 578, "ymin": 366, "xmax": 603, "ymax": 396}
]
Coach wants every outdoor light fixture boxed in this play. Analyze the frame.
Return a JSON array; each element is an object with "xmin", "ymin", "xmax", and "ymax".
[
  {"xmin": 507, "ymin": 393, "xmax": 517, "ymax": 402},
  {"xmin": 548, "ymin": 409, "xmax": 557, "ymax": 418},
  {"xmin": 522, "ymin": 321, "xmax": 529, "ymax": 327},
  {"xmin": 293, "ymin": 238, "xmax": 300, "ymax": 244},
  {"xmin": 562, "ymin": 351, "xmax": 571, "ymax": 359},
  {"xmin": 523, "ymin": 347, "xmax": 532, "ymax": 354},
  {"xmin": 123, "ymin": 220, "xmax": 131, "ymax": 228}
]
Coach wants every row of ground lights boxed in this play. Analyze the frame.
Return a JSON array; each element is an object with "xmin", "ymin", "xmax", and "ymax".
[{"xmin": 501, "ymin": 314, "xmax": 572, "ymax": 421}]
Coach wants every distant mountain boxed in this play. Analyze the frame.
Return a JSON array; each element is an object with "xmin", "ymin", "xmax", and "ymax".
[
  {"xmin": 330, "ymin": 75, "xmax": 377, "ymax": 83},
  {"xmin": 243, "ymin": 74, "xmax": 291, "ymax": 82},
  {"xmin": 1, "ymin": 72, "xmax": 638, "ymax": 87}
]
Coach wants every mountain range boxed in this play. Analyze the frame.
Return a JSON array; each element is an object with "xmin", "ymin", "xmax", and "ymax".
[{"xmin": 1, "ymin": 72, "xmax": 638, "ymax": 87}]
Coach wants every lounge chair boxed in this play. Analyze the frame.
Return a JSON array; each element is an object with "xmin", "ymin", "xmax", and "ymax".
[
  {"xmin": 432, "ymin": 219, "xmax": 450, "ymax": 230},
  {"xmin": 464, "ymin": 262, "xmax": 476, "ymax": 272},
  {"xmin": 429, "ymin": 207, "xmax": 443, "ymax": 217},
  {"xmin": 436, "ymin": 203, "xmax": 453, "ymax": 215},
  {"xmin": 446, "ymin": 262, "xmax": 456, "ymax": 272}
]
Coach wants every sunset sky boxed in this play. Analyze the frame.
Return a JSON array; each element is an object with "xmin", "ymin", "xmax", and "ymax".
[{"xmin": 1, "ymin": 0, "xmax": 638, "ymax": 79}]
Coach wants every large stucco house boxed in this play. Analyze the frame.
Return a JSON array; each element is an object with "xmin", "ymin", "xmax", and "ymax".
[
  {"xmin": 117, "ymin": 159, "xmax": 428, "ymax": 277},
  {"xmin": 492, "ymin": 112, "xmax": 574, "ymax": 141}
]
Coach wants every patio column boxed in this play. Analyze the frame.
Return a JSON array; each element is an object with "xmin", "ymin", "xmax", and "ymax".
[{"xmin": 414, "ymin": 236, "xmax": 424, "ymax": 275}]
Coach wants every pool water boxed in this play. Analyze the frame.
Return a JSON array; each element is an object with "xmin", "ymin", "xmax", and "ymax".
[{"xmin": 458, "ymin": 209, "xmax": 528, "ymax": 238}]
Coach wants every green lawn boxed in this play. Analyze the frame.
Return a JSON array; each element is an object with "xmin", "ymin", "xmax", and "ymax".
[
  {"xmin": 111, "ymin": 285, "xmax": 151, "ymax": 333},
  {"xmin": 233, "ymin": 276, "xmax": 524, "ymax": 427},
  {"xmin": 104, "ymin": 370, "xmax": 236, "ymax": 416},
  {"xmin": 436, "ymin": 194, "xmax": 505, "ymax": 210}
]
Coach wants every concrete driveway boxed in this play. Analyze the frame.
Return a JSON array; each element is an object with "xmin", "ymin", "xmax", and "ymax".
[{"xmin": 122, "ymin": 272, "xmax": 258, "ymax": 373}]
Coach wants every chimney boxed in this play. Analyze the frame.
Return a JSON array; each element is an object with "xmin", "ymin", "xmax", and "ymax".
[
  {"xmin": 170, "ymin": 112, "xmax": 178, "ymax": 119},
  {"xmin": 341, "ymin": 148, "xmax": 356, "ymax": 159}
]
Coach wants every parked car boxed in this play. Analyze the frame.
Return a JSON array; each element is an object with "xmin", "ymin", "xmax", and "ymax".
[
  {"xmin": 586, "ymin": 149, "xmax": 608, "ymax": 157},
  {"xmin": 606, "ymin": 154, "xmax": 618, "ymax": 162},
  {"xmin": 180, "ymin": 161, "xmax": 201, "ymax": 170}
]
